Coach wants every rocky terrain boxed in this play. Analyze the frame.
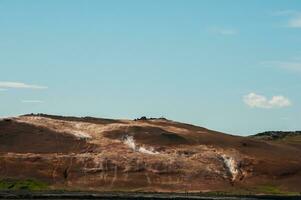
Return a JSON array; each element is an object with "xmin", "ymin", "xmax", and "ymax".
[{"xmin": 0, "ymin": 114, "xmax": 301, "ymax": 194}]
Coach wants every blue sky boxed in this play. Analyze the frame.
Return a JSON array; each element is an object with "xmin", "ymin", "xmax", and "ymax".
[{"xmin": 0, "ymin": 0, "xmax": 301, "ymax": 135}]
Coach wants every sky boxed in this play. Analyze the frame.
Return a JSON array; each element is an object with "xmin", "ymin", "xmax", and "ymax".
[{"xmin": 0, "ymin": 0, "xmax": 301, "ymax": 135}]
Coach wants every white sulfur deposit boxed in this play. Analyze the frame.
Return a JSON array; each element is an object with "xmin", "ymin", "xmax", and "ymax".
[
  {"xmin": 123, "ymin": 135, "xmax": 136, "ymax": 150},
  {"xmin": 221, "ymin": 154, "xmax": 239, "ymax": 181},
  {"xmin": 138, "ymin": 146, "xmax": 159, "ymax": 155},
  {"xmin": 123, "ymin": 135, "xmax": 159, "ymax": 155}
]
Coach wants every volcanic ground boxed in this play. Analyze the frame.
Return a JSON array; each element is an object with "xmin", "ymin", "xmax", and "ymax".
[{"xmin": 0, "ymin": 114, "xmax": 300, "ymax": 193}]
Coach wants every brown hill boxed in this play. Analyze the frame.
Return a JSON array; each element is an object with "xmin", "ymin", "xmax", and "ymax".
[
  {"xmin": 0, "ymin": 114, "xmax": 300, "ymax": 194},
  {"xmin": 251, "ymin": 131, "xmax": 301, "ymax": 149}
]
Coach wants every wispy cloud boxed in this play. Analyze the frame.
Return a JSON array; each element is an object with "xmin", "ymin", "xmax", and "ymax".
[
  {"xmin": 288, "ymin": 15, "xmax": 301, "ymax": 28},
  {"xmin": 21, "ymin": 100, "xmax": 44, "ymax": 103},
  {"xmin": 271, "ymin": 10, "xmax": 297, "ymax": 16},
  {"xmin": 0, "ymin": 82, "xmax": 47, "ymax": 89},
  {"xmin": 209, "ymin": 27, "xmax": 238, "ymax": 36},
  {"xmin": 243, "ymin": 93, "xmax": 291, "ymax": 109},
  {"xmin": 261, "ymin": 60, "xmax": 301, "ymax": 72},
  {"xmin": 272, "ymin": 10, "xmax": 301, "ymax": 28}
]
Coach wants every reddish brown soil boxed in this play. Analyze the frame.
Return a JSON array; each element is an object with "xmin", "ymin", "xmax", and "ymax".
[{"xmin": 0, "ymin": 114, "xmax": 300, "ymax": 193}]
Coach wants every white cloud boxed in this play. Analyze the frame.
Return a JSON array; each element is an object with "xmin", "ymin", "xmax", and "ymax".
[
  {"xmin": 0, "ymin": 82, "xmax": 47, "ymax": 89},
  {"xmin": 209, "ymin": 27, "xmax": 238, "ymax": 35},
  {"xmin": 243, "ymin": 93, "xmax": 291, "ymax": 109},
  {"xmin": 21, "ymin": 100, "xmax": 44, "ymax": 103},
  {"xmin": 261, "ymin": 61, "xmax": 301, "ymax": 72},
  {"xmin": 272, "ymin": 10, "xmax": 301, "ymax": 28},
  {"xmin": 271, "ymin": 10, "xmax": 297, "ymax": 16},
  {"xmin": 288, "ymin": 15, "xmax": 301, "ymax": 28}
]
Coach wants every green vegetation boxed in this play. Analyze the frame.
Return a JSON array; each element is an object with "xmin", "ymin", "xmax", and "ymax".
[
  {"xmin": 0, "ymin": 178, "xmax": 298, "ymax": 196},
  {"xmin": 255, "ymin": 185, "xmax": 283, "ymax": 194},
  {"xmin": 252, "ymin": 184, "xmax": 299, "ymax": 195},
  {"xmin": 251, "ymin": 131, "xmax": 301, "ymax": 141},
  {"xmin": 0, "ymin": 179, "xmax": 48, "ymax": 190},
  {"xmin": 202, "ymin": 184, "xmax": 299, "ymax": 196}
]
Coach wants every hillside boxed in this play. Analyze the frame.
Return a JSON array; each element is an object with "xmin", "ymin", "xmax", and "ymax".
[
  {"xmin": 251, "ymin": 131, "xmax": 301, "ymax": 149},
  {"xmin": 0, "ymin": 114, "xmax": 301, "ymax": 194}
]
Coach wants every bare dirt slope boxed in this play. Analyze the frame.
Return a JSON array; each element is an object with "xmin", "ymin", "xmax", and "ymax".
[{"xmin": 0, "ymin": 114, "xmax": 300, "ymax": 193}]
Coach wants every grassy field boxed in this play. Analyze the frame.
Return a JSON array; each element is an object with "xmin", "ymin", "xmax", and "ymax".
[
  {"xmin": 0, "ymin": 179, "xmax": 48, "ymax": 190},
  {"xmin": 0, "ymin": 178, "xmax": 299, "ymax": 196}
]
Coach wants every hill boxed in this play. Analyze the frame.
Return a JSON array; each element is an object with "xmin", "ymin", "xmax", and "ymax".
[
  {"xmin": 0, "ymin": 114, "xmax": 301, "ymax": 194},
  {"xmin": 250, "ymin": 131, "xmax": 301, "ymax": 148}
]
